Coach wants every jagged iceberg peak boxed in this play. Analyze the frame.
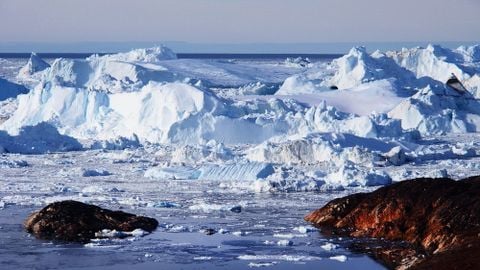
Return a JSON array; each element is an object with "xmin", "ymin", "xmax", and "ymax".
[
  {"xmin": 18, "ymin": 52, "xmax": 50, "ymax": 78},
  {"xmin": 385, "ymin": 44, "xmax": 469, "ymax": 82},
  {"xmin": 327, "ymin": 45, "xmax": 413, "ymax": 89},
  {"xmin": 456, "ymin": 44, "xmax": 480, "ymax": 62},
  {"xmin": 90, "ymin": 45, "xmax": 177, "ymax": 63},
  {"xmin": 346, "ymin": 46, "xmax": 368, "ymax": 57}
]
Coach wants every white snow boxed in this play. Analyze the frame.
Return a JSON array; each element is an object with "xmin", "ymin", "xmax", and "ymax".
[{"xmin": 273, "ymin": 233, "xmax": 307, "ymax": 239}]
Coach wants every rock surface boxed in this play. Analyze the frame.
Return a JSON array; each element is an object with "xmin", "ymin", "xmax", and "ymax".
[
  {"xmin": 24, "ymin": 200, "xmax": 158, "ymax": 242},
  {"xmin": 305, "ymin": 176, "xmax": 480, "ymax": 269}
]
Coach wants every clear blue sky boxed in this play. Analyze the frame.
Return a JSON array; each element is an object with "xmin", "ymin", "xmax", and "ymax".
[{"xmin": 0, "ymin": 0, "xmax": 479, "ymax": 52}]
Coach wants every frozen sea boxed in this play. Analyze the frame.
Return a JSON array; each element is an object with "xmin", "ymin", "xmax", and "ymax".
[{"xmin": 0, "ymin": 54, "xmax": 386, "ymax": 270}]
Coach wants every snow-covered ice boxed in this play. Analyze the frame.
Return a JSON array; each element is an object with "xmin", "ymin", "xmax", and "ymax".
[{"xmin": 2, "ymin": 44, "xmax": 480, "ymax": 190}]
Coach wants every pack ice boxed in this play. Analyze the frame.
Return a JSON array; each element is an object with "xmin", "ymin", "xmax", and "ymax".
[{"xmin": 1, "ymin": 44, "xmax": 480, "ymax": 191}]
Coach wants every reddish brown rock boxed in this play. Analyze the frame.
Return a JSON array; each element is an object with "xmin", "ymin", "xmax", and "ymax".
[
  {"xmin": 305, "ymin": 176, "xmax": 480, "ymax": 269},
  {"xmin": 25, "ymin": 200, "xmax": 158, "ymax": 243}
]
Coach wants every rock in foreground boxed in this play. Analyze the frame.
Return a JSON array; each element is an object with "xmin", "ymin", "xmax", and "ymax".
[
  {"xmin": 305, "ymin": 176, "xmax": 480, "ymax": 269},
  {"xmin": 25, "ymin": 200, "xmax": 158, "ymax": 242}
]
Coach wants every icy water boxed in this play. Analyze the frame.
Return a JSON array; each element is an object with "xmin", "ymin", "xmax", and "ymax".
[{"xmin": 0, "ymin": 149, "xmax": 385, "ymax": 270}]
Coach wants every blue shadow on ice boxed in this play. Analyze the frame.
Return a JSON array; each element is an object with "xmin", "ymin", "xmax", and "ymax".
[{"xmin": 0, "ymin": 122, "xmax": 82, "ymax": 154}]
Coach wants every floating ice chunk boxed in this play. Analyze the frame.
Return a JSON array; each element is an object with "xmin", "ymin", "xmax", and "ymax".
[
  {"xmin": 147, "ymin": 201, "xmax": 182, "ymax": 208},
  {"xmin": 81, "ymin": 169, "xmax": 111, "ymax": 177},
  {"xmin": 452, "ymin": 143, "xmax": 475, "ymax": 156},
  {"xmin": 329, "ymin": 255, "xmax": 347, "ymax": 262},
  {"xmin": 198, "ymin": 162, "xmax": 274, "ymax": 181},
  {"xmin": 321, "ymin": 243, "xmax": 338, "ymax": 251},
  {"xmin": 246, "ymin": 132, "xmax": 393, "ymax": 165},
  {"xmin": 232, "ymin": 231, "xmax": 249, "ymax": 237},
  {"xmin": 293, "ymin": 225, "xmax": 317, "ymax": 234},
  {"xmin": 248, "ymin": 262, "xmax": 277, "ymax": 268},
  {"xmin": 218, "ymin": 228, "xmax": 229, "ymax": 234},
  {"xmin": 95, "ymin": 228, "xmax": 149, "ymax": 238},
  {"xmin": 273, "ymin": 233, "xmax": 307, "ymax": 239},
  {"xmin": 144, "ymin": 166, "xmax": 200, "ymax": 180},
  {"xmin": 164, "ymin": 224, "xmax": 191, "ymax": 233},
  {"xmin": 84, "ymin": 242, "xmax": 122, "ymax": 249},
  {"xmin": 193, "ymin": 256, "xmax": 212, "ymax": 261},
  {"xmin": 277, "ymin": 239, "xmax": 293, "ymax": 246},
  {"xmin": 238, "ymin": 254, "xmax": 321, "ymax": 262}
]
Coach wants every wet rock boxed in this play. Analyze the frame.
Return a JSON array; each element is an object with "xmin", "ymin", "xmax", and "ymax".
[
  {"xmin": 305, "ymin": 176, "xmax": 480, "ymax": 269},
  {"xmin": 24, "ymin": 200, "xmax": 158, "ymax": 243}
]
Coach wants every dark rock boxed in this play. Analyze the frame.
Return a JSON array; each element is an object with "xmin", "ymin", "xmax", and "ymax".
[
  {"xmin": 24, "ymin": 200, "xmax": 159, "ymax": 243},
  {"xmin": 304, "ymin": 176, "xmax": 480, "ymax": 269}
]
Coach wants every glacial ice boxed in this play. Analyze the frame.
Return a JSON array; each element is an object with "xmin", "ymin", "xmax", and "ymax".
[{"xmin": 1, "ymin": 44, "xmax": 480, "ymax": 190}]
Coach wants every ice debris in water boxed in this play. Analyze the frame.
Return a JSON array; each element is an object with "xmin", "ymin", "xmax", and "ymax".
[{"xmin": 94, "ymin": 228, "xmax": 149, "ymax": 238}]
